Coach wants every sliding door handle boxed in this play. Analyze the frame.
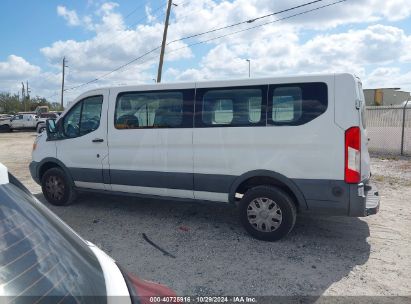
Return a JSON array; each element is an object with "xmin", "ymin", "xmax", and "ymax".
[{"xmin": 92, "ymin": 138, "xmax": 104, "ymax": 143}]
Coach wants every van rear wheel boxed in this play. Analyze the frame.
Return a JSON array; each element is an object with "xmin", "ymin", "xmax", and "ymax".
[
  {"xmin": 41, "ymin": 167, "xmax": 76, "ymax": 206},
  {"xmin": 239, "ymin": 186, "xmax": 296, "ymax": 241}
]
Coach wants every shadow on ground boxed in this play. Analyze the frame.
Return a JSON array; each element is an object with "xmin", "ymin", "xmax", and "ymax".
[{"xmin": 35, "ymin": 192, "xmax": 371, "ymax": 297}]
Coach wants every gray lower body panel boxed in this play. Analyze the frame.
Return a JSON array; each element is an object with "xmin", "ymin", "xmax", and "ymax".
[
  {"xmin": 296, "ymin": 178, "xmax": 380, "ymax": 217},
  {"xmin": 29, "ymin": 162, "xmax": 380, "ymax": 217},
  {"xmin": 348, "ymin": 181, "xmax": 380, "ymax": 217},
  {"xmin": 29, "ymin": 161, "xmax": 40, "ymax": 184},
  {"xmin": 293, "ymin": 179, "xmax": 350, "ymax": 216}
]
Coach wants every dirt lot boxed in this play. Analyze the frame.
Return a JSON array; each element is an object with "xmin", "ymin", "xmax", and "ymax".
[{"xmin": 0, "ymin": 131, "xmax": 410, "ymax": 297}]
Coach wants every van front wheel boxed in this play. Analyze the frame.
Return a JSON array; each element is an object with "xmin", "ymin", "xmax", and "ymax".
[
  {"xmin": 239, "ymin": 186, "xmax": 296, "ymax": 241},
  {"xmin": 41, "ymin": 167, "xmax": 77, "ymax": 206}
]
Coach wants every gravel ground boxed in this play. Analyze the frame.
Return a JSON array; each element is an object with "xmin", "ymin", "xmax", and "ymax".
[{"xmin": 0, "ymin": 131, "xmax": 410, "ymax": 297}]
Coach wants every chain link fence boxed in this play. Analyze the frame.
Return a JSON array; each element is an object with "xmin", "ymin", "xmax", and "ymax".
[{"xmin": 366, "ymin": 103, "xmax": 411, "ymax": 156}]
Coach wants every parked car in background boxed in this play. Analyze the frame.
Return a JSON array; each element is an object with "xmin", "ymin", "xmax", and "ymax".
[
  {"xmin": 0, "ymin": 113, "xmax": 46, "ymax": 132},
  {"xmin": 36, "ymin": 113, "xmax": 60, "ymax": 133},
  {"xmin": 0, "ymin": 163, "xmax": 176, "ymax": 303},
  {"xmin": 0, "ymin": 114, "xmax": 13, "ymax": 131}
]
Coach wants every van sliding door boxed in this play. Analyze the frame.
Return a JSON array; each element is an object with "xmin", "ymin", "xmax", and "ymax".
[{"xmin": 107, "ymin": 87, "xmax": 195, "ymax": 199}]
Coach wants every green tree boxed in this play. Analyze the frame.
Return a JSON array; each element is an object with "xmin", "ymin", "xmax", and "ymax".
[
  {"xmin": 0, "ymin": 92, "xmax": 60, "ymax": 114},
  {"xmin": 0, "ymin": 92, "xmax": 21, "ymax": 114}
]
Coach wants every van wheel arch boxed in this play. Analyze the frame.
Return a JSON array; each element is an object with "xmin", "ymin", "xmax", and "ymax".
[
  {"xmin": 229, "ymin": 170, "xmax": 307, "ymax": 211},
  {"xmin": 38, "ymin": 159, "xmax": 75, "ymax": 187}
]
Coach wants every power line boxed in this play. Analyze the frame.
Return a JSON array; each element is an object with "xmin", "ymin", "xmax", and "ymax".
[
  {"xmin": 126, "ymin": 2, "xmax": 166, "ymax": 30},
  {"xmin": 123, "ymin": 1, "xmax": 151, "ymax": 20},
  {"xmin": 45, "ymin": 92, "xmax": 59, "ymax": 100},
  {"xmin": 64, "ymin": 46, "xmax": 162, "ymax": 92},
  {"xmin": 172, "ymin": 0, "xmax": 349, "ymax": 51},
  {"xmin": 103, "ymin": 0, "xmax": 350, "ymax": 84},
  {"xmin": 168, "ymin": 0, "xmax": 325, "ymax": 44},
  {"xmin": 63, "ymin": 0, "xmax": 347, "ymax": 92},
  {"xmin": 109, "ymin": 0, "xmax": 349, "ymax": 80},
  {"xmin": 78, "ymin": 1, "xmax": 167, "ymax": 66}
]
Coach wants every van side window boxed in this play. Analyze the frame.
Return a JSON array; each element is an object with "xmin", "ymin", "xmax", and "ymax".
[
  {"xmin": 63, "ymin": 96, "xmax": 103, "ymax": 138},
  {"xmin": 268, "ymin": 82, "xmax": 327, "ymax": 126},
  {"xmin": 115, "ymin": 90, "xmax": 192, "ymax": 129},
  {"xmin": 80, "ymin": 97, "xmax": 103, "ymax": 135},
  {"xmin": 272, "ymin": 87, "xmax": 302, "ymax": 122},
  {"xmin": 199, "ymin": 88, "xmax": 264, "ymax": 127},
  {"xmin": 211, "ymin": 99, "xmax": 233, "ymax": 124}
]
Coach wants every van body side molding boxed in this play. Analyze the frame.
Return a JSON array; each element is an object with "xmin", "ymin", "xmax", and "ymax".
[{"xmin": 228, "ymin": 170, "xmax": 308, "ymax": 208}]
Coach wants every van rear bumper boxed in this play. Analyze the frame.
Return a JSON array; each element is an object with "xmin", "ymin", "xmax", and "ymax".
[
  {"xmin": 348, "ymin": 181, "xmax": 380, "ymax": 217},
  {"xmin": 295, "ymin": 178, "xmax": 380, "ymax": 217}
]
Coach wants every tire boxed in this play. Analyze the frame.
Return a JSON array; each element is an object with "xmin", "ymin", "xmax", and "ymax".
[
  {"xmin": 37, "ymin": 124, "xmax": 46, "ymax": 133},
  {"xmin": 41, "ymin": 167, "xmax": 77, "ymax": 206},
  {"xmin": 238, "ymin": 186, "xmax": 297, "ymax": 241},
  {"xmin": 0, "ymin": 124, "xmax": 11, "ymax": 132}
]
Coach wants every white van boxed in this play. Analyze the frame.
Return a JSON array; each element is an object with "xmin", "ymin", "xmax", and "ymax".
[{"xmin": 30, "ymin": 73, "xmax": 380, "ymax": 241}]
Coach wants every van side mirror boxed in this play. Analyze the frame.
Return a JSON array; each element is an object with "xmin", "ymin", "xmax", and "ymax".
[{"xmin": 46, "ymin": 119, "xmax": 58, "ymax": 140}]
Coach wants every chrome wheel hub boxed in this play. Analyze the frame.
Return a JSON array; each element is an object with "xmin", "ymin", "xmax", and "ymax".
[{"xmin": 247, "ymin": 197, "xmax": 282, "ymax": 232}]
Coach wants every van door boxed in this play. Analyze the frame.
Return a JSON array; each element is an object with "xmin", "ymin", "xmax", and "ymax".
[
  {"xmin": 356, "ymin": 81, "xmax": 371, "ymax": 181},
  {"xmin": 56, "ymin": 90, "xmax": 109, "ymax": 190},
  {"xmin": 24, "ymin": 115, "xmax": 35, "ymax": 128},
  {"xmin": 11, "ymin": 115, "xmax": 24, "ymax": 128},
  {"xmin": 107, "ymin": 87, "xmax": 194, "ymax": 198},
  {"xmin": 193, "ymin": 84, "xmax": 268, "ymax": 202}
]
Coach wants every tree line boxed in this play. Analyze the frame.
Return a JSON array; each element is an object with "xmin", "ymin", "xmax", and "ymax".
[{"xmin": 0, "ymin": 92, "xmax": 62, "ymax": 114}]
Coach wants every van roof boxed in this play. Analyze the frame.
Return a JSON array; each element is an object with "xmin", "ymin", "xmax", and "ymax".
[{"xmin": 79, "ymin": 73, "xmax": 355, "ymax": 95}]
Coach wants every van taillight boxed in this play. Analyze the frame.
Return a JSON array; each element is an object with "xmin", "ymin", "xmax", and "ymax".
[{"xmin": 345, "ymin": 127, "xmax": 361, "ymax": 183}]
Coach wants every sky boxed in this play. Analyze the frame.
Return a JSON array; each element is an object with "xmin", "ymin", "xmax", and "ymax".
[{"xmin": 0, "ymin": 0, "xmax": 410, "ymax": 105}]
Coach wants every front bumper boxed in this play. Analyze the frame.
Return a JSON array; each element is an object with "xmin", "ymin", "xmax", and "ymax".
[
  {"xmin": 349, "ymin": 181, "xmax": 380, "ymax": 217},
  {"xmin": 29, "ymin": 161, "xmax": 40, "ymax": 185}
]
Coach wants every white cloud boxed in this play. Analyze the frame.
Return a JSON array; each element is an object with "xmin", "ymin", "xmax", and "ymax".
[
  {"xmin": 41, "ymin": 2, "xmax": 192, "ymax": 92},
  {"xmin": 170, "ymin": 24, "xmax": 411, "ymax": 91},
  {"xmin": 365, "ymin": 67, "xmax": 411, "ymax": 90},
  {"xmin": 42, "ymin": 0, "xmax": 411, "ymax": 96},
  {"xmin": 98, "ymin": 2, "xmax": 119, "ymax": 15},
  {"xmin": 57, "ymin": 6, "xmax": 81, "ymax": 26},
  {"xmin": 3, "ymin": 0, "xmax": 411, "ymax": 102},
  {"xmin": 0, "ymin": 55, "xmax": 41, "ymax": 81},
  {"xmin": 145, "ymin": 5, "xmax": 159, "ymax": 23},
  {"xmin": 0, "ymin": 55, "xmax": 62, "ymax": 100}
]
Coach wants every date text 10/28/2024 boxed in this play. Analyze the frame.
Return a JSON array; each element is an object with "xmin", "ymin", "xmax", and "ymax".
[{"xmin": 149, "ymin": 296, "xmax": 257, "ymax": 303}]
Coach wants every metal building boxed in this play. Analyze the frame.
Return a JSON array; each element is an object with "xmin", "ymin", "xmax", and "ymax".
[{"xmin": 364, "ymin": 88, "xmax": 410, "ymax": 106}]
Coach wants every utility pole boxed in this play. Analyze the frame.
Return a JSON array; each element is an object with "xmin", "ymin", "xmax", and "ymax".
[
  {"xmin": 26, "ymin": 81, "xmax": 31, "ymax": 111},
  {"xmin": 61, "ymin": 57, "xmax": 67, "ymax": 109},
  {"xmin": 26, "ymin": 81, "xmax": 30, "ymax": 98},
  {"xmin": 156, "ymin": 0, "xmax": 173, "ymax": 83},
  {"xmin": 21, "ymin": 82, "xmax": 25, "ymax": 111}
]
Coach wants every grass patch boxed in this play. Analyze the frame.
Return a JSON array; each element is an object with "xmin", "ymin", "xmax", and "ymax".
[{"xmin": 373, "ymin": 175, "xmax": 385, "ymax": 182}]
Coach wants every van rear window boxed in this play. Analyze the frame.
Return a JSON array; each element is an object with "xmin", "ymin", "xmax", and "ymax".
[{"xmin": 268, "ymin": 82, "xmax": 327, "ymax": 126}]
